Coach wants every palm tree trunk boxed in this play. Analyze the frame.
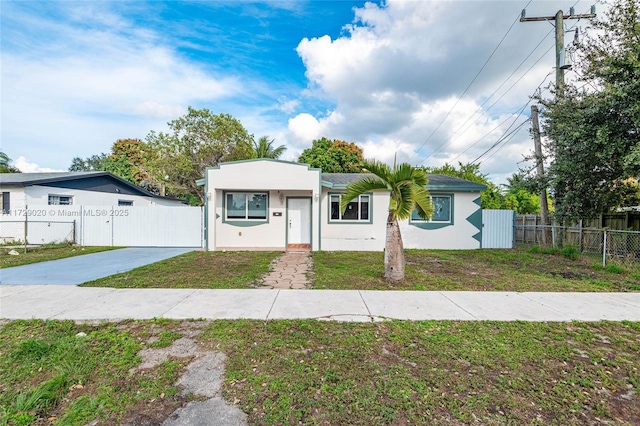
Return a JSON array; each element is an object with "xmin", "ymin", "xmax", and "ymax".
[{"xmin": 384, "ymin": 212, "xmax": 405, "ymax": 281}]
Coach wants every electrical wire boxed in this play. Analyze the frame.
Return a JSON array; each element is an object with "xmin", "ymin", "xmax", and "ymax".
[{"xmin": 408, "ymin": 1, "xmax": 532, "ymax": 163}]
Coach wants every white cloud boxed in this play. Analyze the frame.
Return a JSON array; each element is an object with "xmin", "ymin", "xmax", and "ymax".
[
  {"xmin": 290, "ymin": 0, "xmax": 595, "ymax": 180},
  {"xmin": 14, "ymin": 157, "xmax": 66, "ymax": 173}
]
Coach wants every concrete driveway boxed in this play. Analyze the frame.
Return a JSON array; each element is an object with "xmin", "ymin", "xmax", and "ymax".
[{"xmin": 0, "ymin": 247, "xmax": 196, "ymax": 285}]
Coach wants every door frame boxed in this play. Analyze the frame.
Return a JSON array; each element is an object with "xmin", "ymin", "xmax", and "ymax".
[{"xmin": 286, "ymin": 196, "xmax": 312, "ymax": 248}]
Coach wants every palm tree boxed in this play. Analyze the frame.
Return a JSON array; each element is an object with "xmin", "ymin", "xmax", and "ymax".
[
  {"xmin": 341, "ymin": 160, "xmax": 433, "ymax": 282},
  {"xmin": 252, "ymin": 136, "xmax": 287, "ymax": 159}
]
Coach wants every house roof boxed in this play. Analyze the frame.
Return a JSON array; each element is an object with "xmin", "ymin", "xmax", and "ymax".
[
  {"xmin": 321, "ymin": 173, "xmax": 487, "ymax": 192},
  {"xmin": 0, "ymin": 172, "xmax": 185, "ymax": 201}
]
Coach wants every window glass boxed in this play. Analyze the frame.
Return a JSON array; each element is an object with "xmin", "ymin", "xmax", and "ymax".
[
  {"xmin": 411, "ymin": 195, "xmax": 451, "ymax": 222},
  {"xmin": 118, "ymin": 200, "xmax": 133, "ymax": 206},
  {"xmin": 227, "ymin": 193, "xmax": 247, "ymax": 219},
  {"xmin": 48, "ymin": 195, "xmax": 72, "ymax": 205},
  {"xmin": 432, "ymin": 196, "xmax": 451, "ymax": 221},
  {"xmin": 330, "ymin": 195, "xmax": 340, "ymax": 220},
  {"xmin": 1, "ymin": 192, "xmax": 9, "ymax": 213},
  {"xmin": 247, "ymin": 194, "xmax": 267, "ymax": 219},
  {"xmin": 329, "ymin": 194, "xmax": 371, "ymax": 221},
  {"xmin": 226, "ymin": 193, "xmax": 267, "ymax": 220},
  {"xmin": 360, "ymin": 195, "xmax": 369, "ymax": 220}
]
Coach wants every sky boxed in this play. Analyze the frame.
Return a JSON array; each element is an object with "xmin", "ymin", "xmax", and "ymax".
[{"xmin": 1, "ymin": 0, "xmax": 605, "ymax": 184}]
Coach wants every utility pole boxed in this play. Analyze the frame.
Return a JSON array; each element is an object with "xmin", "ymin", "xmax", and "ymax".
[
  {"xmin": 530, "ymin": 105, "xmax": 550, "ymax": 245},
  {"xmin": 520, "ymin": 7, "xmax": 596, "ymax": 234},
  {"xmin": 520, "ymin": 6, "xmax": 596, "ymax": 92}
]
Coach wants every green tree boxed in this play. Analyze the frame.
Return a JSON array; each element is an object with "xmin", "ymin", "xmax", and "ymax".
[
  {"xmin": 423, "ymin": 162, "xmax": 505, "ymax": 209},
  {"xmin": 0, "ymin": 151, "xmax": 21, "ymax": 173},
  {"xmin": 341, "ymin": 160, "xmax": 433, "ymax": 282},
  {"xmin": 252, "ymin": 136, "xmax": 287, "ymax": 159},
  {"xmin": 298, "ymin": 137, "xmax": 364, "ymax": 173},
  {"xmin": 146, "ymin": 107, "xmax": 254, "ymax": 204},
  {"xmin": 538, "ymin": 0, "xmax": 640, "ymax": 223},
  {"xmin": 68, "ymin": 139, "xmax": 159, "ymax": 192}
]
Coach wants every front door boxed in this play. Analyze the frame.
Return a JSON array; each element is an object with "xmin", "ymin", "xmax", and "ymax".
[{"xmin": 287, "ymin": 198, "xmax": 311, "ymax": 248}]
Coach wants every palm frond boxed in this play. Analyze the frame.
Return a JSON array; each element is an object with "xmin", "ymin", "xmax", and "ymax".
[
  {"xmin": 341, "ymin": 177, "xmax": 387, "ymax": 212},
  {"xmin": 411, "ymin": 183, "xmax": 433, "ymax": 220}
]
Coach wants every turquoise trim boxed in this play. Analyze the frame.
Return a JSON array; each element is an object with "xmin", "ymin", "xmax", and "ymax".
[
  {"xmin": 222, "ymin": 190, "xmax": 270, "ymax": 227},
  {"xmin": 205, "ymin": 158, "xmax": 321, "ymax": 174},
  {"xmin": 409, "ymin": 193, "xmax": 454, "ymax": 229},
  {"xmin": 466, "ymin": 196, "xmax": 483, "ymax": 246},
  {"xmin": 286, "ymin": 197, "xmax": 312, "ymax": 246},
  {"xmin": 327, "ymin": 192, "xmax": 373, "ymax": 224}
]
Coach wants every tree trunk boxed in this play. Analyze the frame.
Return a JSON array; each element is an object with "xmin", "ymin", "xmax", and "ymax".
[{"xmin": 384, "ymin": 213, "xmax": 405, "ymax": 282}]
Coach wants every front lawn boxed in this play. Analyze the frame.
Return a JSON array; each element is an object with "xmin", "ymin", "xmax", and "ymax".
[
  {"xmin": 1, "ymin": 319, "xmax": 639, "ymax": 425},
  {"xmin": 81, "ymin": 251, "xmax": 279, "ymax": 289},
  {"xmin": 312, "ymin": 248, "xmax": 640, "ymax": 292},
  {"xmin": 0, "ymin": 244, "xmax": 119, "ymax": 268}
]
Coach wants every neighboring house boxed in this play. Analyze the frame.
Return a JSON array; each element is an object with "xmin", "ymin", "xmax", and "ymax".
[
  {"xmin": 199, "ymin": 159, "xmax": 486, "ymax": 251},
  {"xmin": 0, "ymin": 172, "xmax": 186, "ymax": 212}
]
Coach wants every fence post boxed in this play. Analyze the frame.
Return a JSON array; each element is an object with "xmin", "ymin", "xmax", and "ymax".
[
  {"xmin": 72, "ymin": 220, "xmax": 77, "ymax": 245},
  {"xmin": 602, "ymin": 230, "xmax": 607, "ymax": 267},
  {"xmin": 23, "ymin": 204, "xmax": 28, "ymax": 254}
]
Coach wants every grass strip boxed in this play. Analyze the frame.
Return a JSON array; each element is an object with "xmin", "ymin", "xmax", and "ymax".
[
  {"xmin": 0, "ymin": 244, "xmax": 119, "ymax": 268},
  {"xmin": 2, "ymin": 319, "xmax": 638, "ymax": 425},
  {"xmin": 81, "ymin": 251, "xmax": 280, "ymax": 288},
  {"xmin": 311, "ymin": 248, "xmax": 640, "ymax": 291}
]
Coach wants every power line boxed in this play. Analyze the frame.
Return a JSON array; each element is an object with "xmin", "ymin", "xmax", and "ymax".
[
  {"xmin": 408, "ymin": 1, "xmax": 532, "ymax": 163},
  {"xmin": 422, "ymin": 38, "xmax": 555, "ymax": 165}
]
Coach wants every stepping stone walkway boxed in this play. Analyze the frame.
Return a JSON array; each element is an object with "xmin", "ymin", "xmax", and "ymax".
[{"xmin": 260, "ymin": 250, "xmax": 311, "ymax": 289}]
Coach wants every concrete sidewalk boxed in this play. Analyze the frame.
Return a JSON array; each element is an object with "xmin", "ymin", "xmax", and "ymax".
[{"xmin": 2, "ymin": 286, "xmax": 640, "ymax": 322}]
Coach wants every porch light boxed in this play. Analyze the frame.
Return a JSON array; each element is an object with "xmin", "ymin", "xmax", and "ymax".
[{"xmin": 279, "ymin": 192, "xmax": 285, "ymax": 204}]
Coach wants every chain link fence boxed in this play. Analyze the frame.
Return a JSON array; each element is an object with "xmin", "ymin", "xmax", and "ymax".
[
  {"xmin": 0, "ymin": 220, "xmax": 76, "ymax": 246},
  {"xmin": 515, "ymin": 224, "xmax": 640, "ymax": 266}
]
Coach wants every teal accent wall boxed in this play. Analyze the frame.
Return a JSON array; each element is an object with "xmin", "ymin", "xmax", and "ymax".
[{"xmin": 466, "ymin": 196, "xmax": 483, "ymax": 246}]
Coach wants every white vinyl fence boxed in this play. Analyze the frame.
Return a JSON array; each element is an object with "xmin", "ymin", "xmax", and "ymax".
[{"xmin": 0, "ymin": 206, "xmax": 203, "ymax": 247}]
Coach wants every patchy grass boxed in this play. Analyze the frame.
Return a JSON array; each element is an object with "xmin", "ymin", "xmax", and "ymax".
[
  {"xmin": 0, "ymin": 243, "xmax": 119, "ymax": 268},
  {"xmin": 0, "ymin": 319, "xmax": 192, "ymax": 426},
  {"xmin": 2, "ymin": 319, "xmax": 639, "ymax": 425},
  {"xmin": 312, "ymin": 248, "xmax": 640, "ymax": 292},
  {"xmin": 209, "ymin": 319, "xmax": 640, "ymax": 425},
  {"xmin": 81, "ymin": 251, "xmax": 280, "ymax": 289}
]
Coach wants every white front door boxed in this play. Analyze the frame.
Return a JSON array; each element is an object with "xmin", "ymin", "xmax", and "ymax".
[{"xmin": 287, "ymin": 198, "xmax": 311, "ymax": 246}]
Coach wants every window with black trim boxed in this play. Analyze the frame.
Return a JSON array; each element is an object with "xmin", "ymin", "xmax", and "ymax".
[
  {"xmin": 226, "ymin": 192, "xmax": 268, "ymax": 220},
  {"xmin": 118, "ymin": 200, "xmax": 134, "ymax": 206},
  {"xmin": 1, "ymin": 192, "xmax": 9, "ymax": 214},
  {"xmin": 48, "ymin": 195, "xmax": 73, "ymax": 205},
  {"xmin": 330, "ymin": 194, "xmax": 370, "ymax": 222},
  {"xmin": 411, "ymin": 195, "xmax": 452, "ymax": 222}
]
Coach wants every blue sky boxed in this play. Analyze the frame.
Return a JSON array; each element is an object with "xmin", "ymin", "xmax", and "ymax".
[{"xmin": 1, "ymin": 0, "xmax": 603, "ymax": 183}]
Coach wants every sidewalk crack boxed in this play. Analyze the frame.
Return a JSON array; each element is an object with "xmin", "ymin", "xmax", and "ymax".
[{"xmin": 266, "ymin": 290, "xmax": 280, "ymax": 320}]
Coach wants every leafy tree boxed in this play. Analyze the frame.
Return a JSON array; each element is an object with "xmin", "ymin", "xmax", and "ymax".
[
  {"xmin": 501, "ymin": 173, "xmax": 547, "ymax": 214},
  {"xmin": 298, "ymin": 137, "xmax": 364, "ymax": 173},
  {"xmin": 146, "ymin": 107, "xmax": 254, "ymax": 204},
  {"xmin": 423, "ymin": 162, "xmax": 505, "ymax": 209},
  {"xmin": 341, "ymin": 160, "xmax": 433, "ymax": 282},
  {"xmin": 536, "ymin": 0, "xmax": 640, "ymax": 223},
  {"xmin": 69, "ymin": 154, "xmax": 108, "ymax": 172},
  {"xmin": 68, "ymin": 139, "xmax": 159, "ymax": 192},
  {"xmin": 252, "ymin": 136, "xmax": 287, "ymax": 159},
  {"xmin": 0, "ymin": 151, "xmax": 21, "ymax": 173}
]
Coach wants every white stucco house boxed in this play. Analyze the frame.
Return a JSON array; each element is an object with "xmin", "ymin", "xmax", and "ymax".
[
  {"xmin": 0, "ymin": 172, "xmax": 186, "ymax": 212},
  {"xmin": 198, "ymin": 159, "xmax": 486, "ymax": 251}
]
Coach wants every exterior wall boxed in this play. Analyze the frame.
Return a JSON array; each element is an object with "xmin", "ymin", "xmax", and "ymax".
[
  {"xmin": 401, "ymin": 192, "xmax": 482, "ymax": 250},
  {"xmin": 320, "ymin": 188, "xmax": 387, "ymax": 251},
  {"xmin": 205, "ymin": 160, "xmax": 321, "ymax": 251},
  {"xmin": 23, "ymin": 185, "xmax": 184, "ymax": 207},
  {"xmin": 1, "ymin": 187, "xmax": 26, "ymax": 211}
]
